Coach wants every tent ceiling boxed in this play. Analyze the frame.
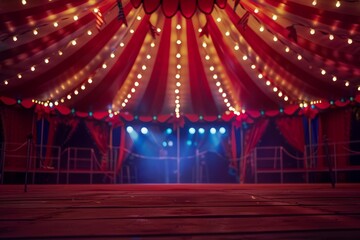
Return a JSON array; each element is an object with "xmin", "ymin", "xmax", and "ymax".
[{"xmin": 0, "ymin": 0, "xmax": 359, "ymax": 119}]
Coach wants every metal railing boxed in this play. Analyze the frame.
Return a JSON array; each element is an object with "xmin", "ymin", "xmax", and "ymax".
[
  {"xmin": 0, "ymin": 143, "xmax": 117, "ymax": 184},
  {"xmin": 253, "ymin": 140, "xmax": 360, "ymax": 183}
]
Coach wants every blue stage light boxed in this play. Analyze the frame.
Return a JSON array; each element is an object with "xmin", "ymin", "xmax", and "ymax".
[
  {"xmin": 166, "ymin": 128, "xmax": 172, "ymax": 134},
  {"xmin": 186, "ymin": 140, "xmax": 192, "ymax": 146},
  {"xmin": 168, "ymin": 141, "xmax": 173, "ymax": 147},
  {"xmin": 141, "ymin": 127, "xmax": 148, "ymax": 134},
  {"xmin": 189, "ymin": 128, "xmax": 196, "ymax": 134},
  {"xmin": 198, "ymin": 128, "xmax": 205, "ymax": 134},
  {"xmin": 162, "ymin": 141, "xmax": 167, "ymax": 147},
  {"xmin": 210, "ymin": 127, "xmax": 216, "ymax": 134},
  {"xmin": 126, "ymin": 126, "xmax": 134, "ymax": 133},
  {"xmin": 219, "ymin": 127, "xmax": 226, "ymax": 134}
]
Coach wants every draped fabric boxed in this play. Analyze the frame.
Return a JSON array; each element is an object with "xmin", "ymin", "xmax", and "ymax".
[
  {"xmin": 228, "ymin": 123, "xmax": 238, "ymax": 174},
  {"xmin": 43, "ymin": 117, "xmax": 79, "ymax": 168},
  {"xmin": 0, "ymin": 106, "xmax": 34, "ymax": 168},
  {"xmin": 241, "ymin": 119, "xmax": 269, "ymax": 183},
  {"xmin": 84, "ymin": 120, "xmax": 110, "ymax": 170},
  {"xmin": 318, "ymin": 109, "xmax": 352, "ymax": 168},
  {"xmin": 116, "ymin": 125, "xmax": 127, "ymax": 173},
  {"xmin": 276, "ymin": 117, "xmax": 305, "ymax": 153}
]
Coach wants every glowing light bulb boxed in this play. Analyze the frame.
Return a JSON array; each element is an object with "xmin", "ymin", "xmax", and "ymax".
[
  {"xmin": 217, "ymin": 17, "xmax": 221, "ymax": 22},
  {"xmin": 13, "ymin": 36, "xmax": 18, "ymax": 41},
  {"xmin": 17, "ymin": 74, "xmax": 22, "ymax": 79},
  {"xmin": 102, "ymin": 63, "xmax": 107, "ymax": 69},
  {"xmin": 44, "ymin": 58, "xmax": 50, "ymax": 64},
  {"xmin": 332, "ymin": 76, "xmax": 337, "ymax": 82},
  {"xmin": 272, "ymin": 15, "xmax": 278, "ymax": 21},
  {"xmin": 259, "ymin": 26, "xmax": 264, "ymax": 32},
  {"xmin": 88, "ymin": 78, "xmax": 93, "ymax": 84},
  {"xmin": 33, "ymin": 29, "xmax": 38, "ymax": 35},
  {"xmin": 297, "ymin": 54, "xmax": 302, "ymax": 60},
  {"xmin": 73, "ymin": 15, "xmax": 78, "ymax": 21},
  {"xmin": 110, "ymin": 53, "xmax": 115, "ymax": 58},
  {"xmin": 87, "ymin": 30, "xmax": 92, "ymax": 35},
  {"xmin": 345, "ymin": 81, "xmax": 349, "ymax": 87},
  {"xmin": 254, "ymin": 8, "xmax": 259, "ymax": 13},
  {"xmin": 234, "ymin": 45, "xmax": 239, "ymax": 51},
  {"xmin": 312, "ymin": 0, "xmax": 317, "ymax": 6},
  {"xmin": 336, "ymin": 1, "xmax": 341, "ymax": 7},
  {"xmin": 71, "ymin": 40, "xmax": 77, "ymax": 46},
  {"xmin": 176, "ymin": 24, "xmax": 181, "ymax": 30},
  {"xmin": 22, "ymin": 0, "xmax": 27, "ymax": 5},
  {"xmin": 31, "ymin": 66, "xmax": 35, "ymax": 71},
  {"xmin": 53, "ymin": 22, "xmax": 58, "ymax": 27},
  {"xmin": 329, "ymin": 34, "xmax": 334, "ymax": 40},
  {"xmin": 285, "ymin": 46, "xmax": 290, "ymax": 52},
  {"xmin": 348, "ymin": 38, "xmax": 353, "ymax": 44},
  {"xmin": 310, "ymin": 29, "xmax": 315, "ymax": 35},
  {"xmin": 242, "ymin": 55, "xmax": 248, "ymax": 60}
]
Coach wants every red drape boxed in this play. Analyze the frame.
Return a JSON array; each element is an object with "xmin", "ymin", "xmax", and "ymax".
[
  {"xmin": 229, "ymin": 123, "xmax": 238, "ymax": 171},
  {"xmin": 318, "ymin": 109, "xmax": 351, "ymax": 168},
  {"xmin": 241, "ymin": 119, "xmax": 269, "ymax": 183},
  {"xmin": 85, "ymin": 120, "xmax": 110, "ymax": 170},
  {"xmin": 116, "ymin": 125, "xmax": 126, "ymax": 172},
  {"xmin": 0, "ymin": 106, "xmax": 34, "ymax": 168},
  {"xmin": 43, "ymin": 117, "xmax": 79, "ymax": 168},
  {"xmin": 276, "ymin": 117, "xmax": 305, "ymax": 153}
]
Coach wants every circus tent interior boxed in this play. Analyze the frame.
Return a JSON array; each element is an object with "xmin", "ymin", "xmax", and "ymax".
[{"xmin": 0, "ymin": 0, "xmax": 360, "ymax": 184}]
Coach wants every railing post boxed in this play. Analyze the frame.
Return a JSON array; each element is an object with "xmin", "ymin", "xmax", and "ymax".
[
  {"xmin": 280, "ymin": 147, "xmax": 283, "ymax": 184},
  {"xmin": 67, "ymin": 148, "xmax": 70, "ymax": 184},
  {"xmin": 57, "ymin": 146, "xmax": 61, "ymax": 184}
]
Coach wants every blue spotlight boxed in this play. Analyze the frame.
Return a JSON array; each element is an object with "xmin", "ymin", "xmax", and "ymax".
[
  {"xmin": 168, "ymin": 141, "xmax": 173, "ymax": 147},
  {"xmin": 186, "ymin": 140, "xmax": 192, "ymax": 146},
  {"xmin": 162, "ymin": 141, "xmax": 167, "ymax": 147},
  {"xmin": 219, "ymin": 127, "xmax": 226, "ymax": 134},
  {"xmin": 198, "ymin": 128, "xmax": 205, "ymax": 134},
  {"xmin": 189, "ymin": 128, "xmax": 196, "ymax": 134},
  {"xmin": 126, "ymin": 126, "xmax": 134, "ymax": 133},
  {"xmin": 210, "ymin": 127, "xmax": 217, "ymax": 134},
  {"xmin": 141, "ymin": 127, "xmax": 148, "ymax": 134},
  {"xmin": 166, "ymin": 128, "xmax": 172, "ymax": 134}
]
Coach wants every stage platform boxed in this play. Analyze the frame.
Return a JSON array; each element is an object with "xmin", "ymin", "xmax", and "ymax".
[{"xmin": 1, "ymin": 184, "xmax": 360, "ymax": 239}]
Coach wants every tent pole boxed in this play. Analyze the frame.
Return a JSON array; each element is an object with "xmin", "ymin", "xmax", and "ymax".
[
  {"xmin": 240, "ymin": 126, "xmax": 244, "ymax": 184},
  {"xmin": 177, "ymin": 126, "xmax": 180, "ymax": 183}
]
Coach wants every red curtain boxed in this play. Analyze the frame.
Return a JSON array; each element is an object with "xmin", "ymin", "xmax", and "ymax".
[
  {"xmin": 85, "ymin": 120, "xmax": 110, "ymax": 170},
  {"xmin": 116, "ymin": 126, "xmax": 134, "ymax": 173},
  {"xmin": 240, "ymin": 119, "xmax": 269, "ymax": 183},
  {"xmin": 0, "ymin": 106, "xmax": 34, "ymax": 168},
  {"xmin": 43, "ymin": 117, "xmax": 79, "ymax": 168},
  {"xmin": 318, "ymin": 109, "xmax": 351, "ymax": 168},
  {"xmin": 276, "ymin": 117, "xmax": 305, "ymax": 153}
]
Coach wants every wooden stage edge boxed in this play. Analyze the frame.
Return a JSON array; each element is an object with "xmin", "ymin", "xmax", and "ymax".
[{"xmin": 1, "ymin": 184, "xmax": 360, "ymax": 239}]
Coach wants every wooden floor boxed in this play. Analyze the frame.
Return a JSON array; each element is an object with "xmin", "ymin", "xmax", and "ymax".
[{"xmin": 1, "ymin": 184, "xmax": 360, "ymax": 239}]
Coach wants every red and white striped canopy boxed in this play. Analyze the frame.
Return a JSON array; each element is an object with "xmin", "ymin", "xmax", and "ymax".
[{"xmin": 0, "ymin": 0, "xmax": 359, "ymax": 120}]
